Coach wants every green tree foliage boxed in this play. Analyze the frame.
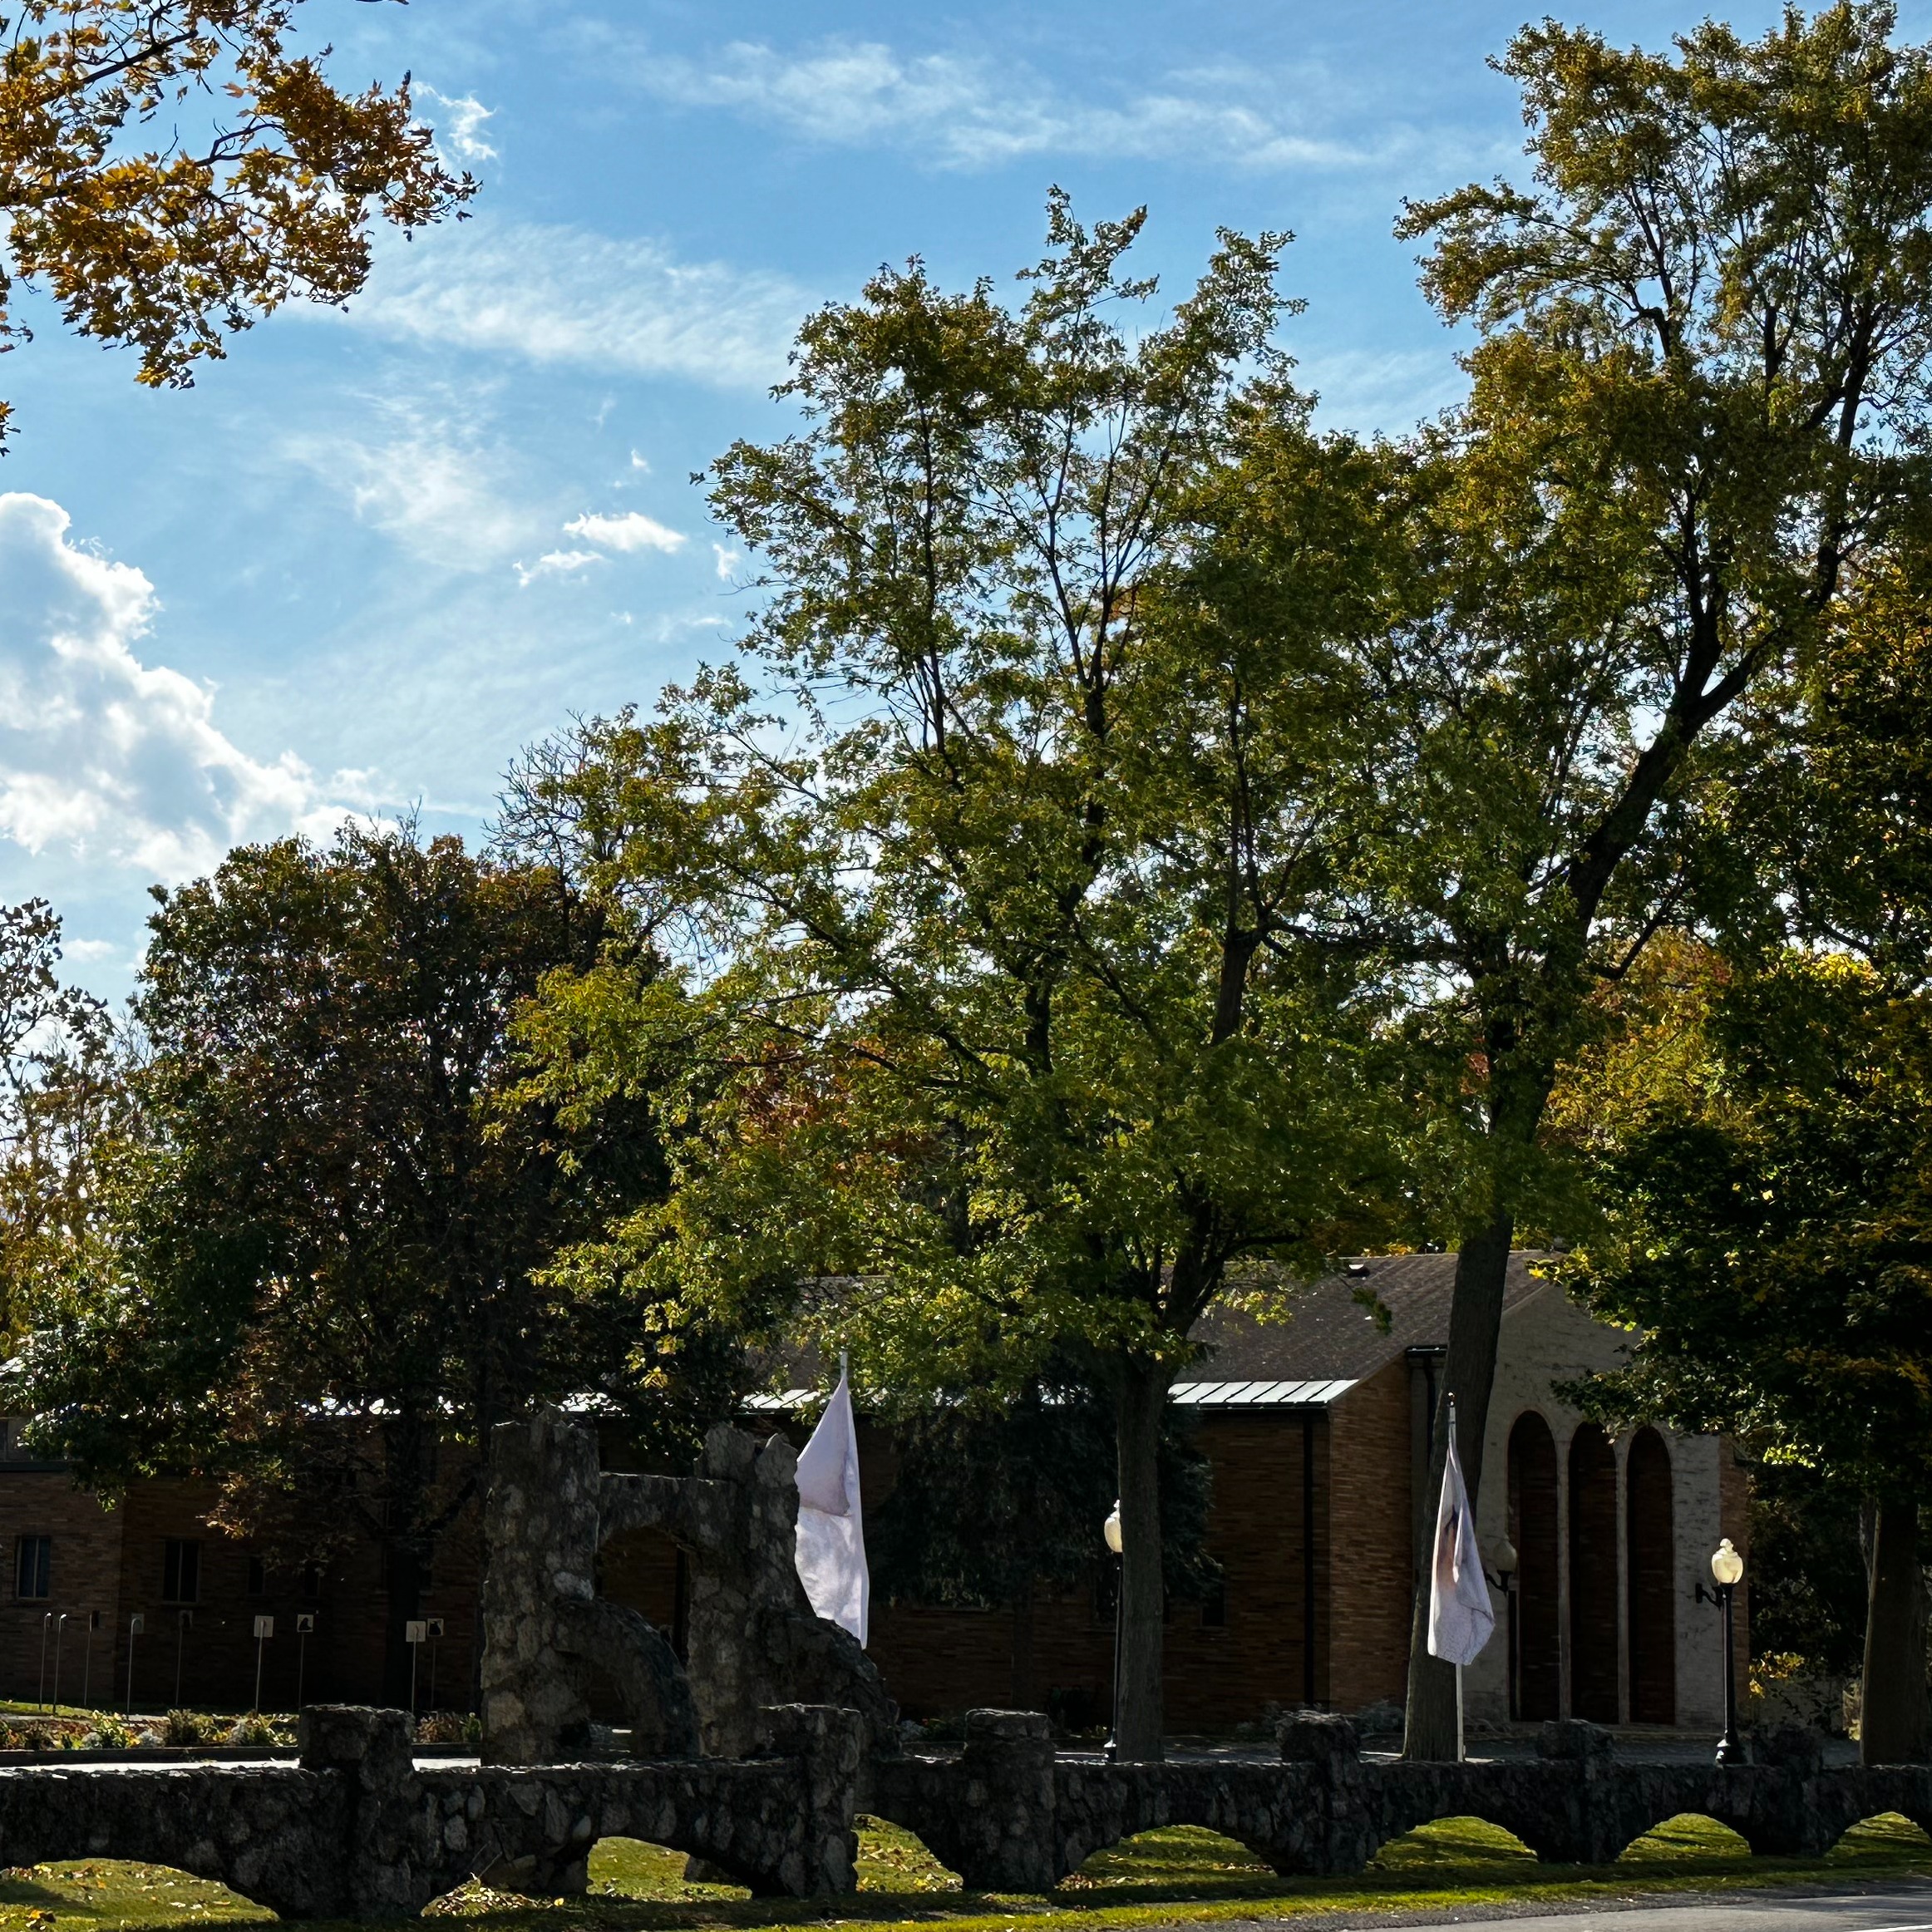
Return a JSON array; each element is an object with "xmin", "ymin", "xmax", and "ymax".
[
  {"xmin": 0, "ymin": 899, "xmax": 115, "ymax": 1347},
  {"xmin": 19, "ymin": 826, "xmax": 718, "ymax": 1700},
  {"xmin": 1306, "ymin": 0, "xmax": 1932, "ymax": 1757},
  {"xmin": 0, "ymin": 1, "xmax": 476, "ymax": 441},
  {"xmin": 504, "ymin": 196, "xmax": 1399, "ymax": 1759},
  {"xmin": 1563, "ymin": 949, "xmax": 1932, "ymax": 1760},
  {"xmin": 870, "ymin": 1366, "xmax": 1217, "ymax": 1714}
]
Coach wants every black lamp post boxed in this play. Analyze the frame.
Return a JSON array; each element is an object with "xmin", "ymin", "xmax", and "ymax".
[
  {"xmin": 1102, "ymin": 1501, "xmax": 1123, "ymax": 1762},
  {"xmin": 1696, "ymin": 1536, "xmax": 1747, "ymax": 1766},
  {"xmin": 1486, "ymin": 1539, "xmax": 1520, "ymax": 1723}
]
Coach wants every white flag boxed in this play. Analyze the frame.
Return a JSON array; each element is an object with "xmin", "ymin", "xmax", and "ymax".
[
  {"xmin": 794, "ymin": 1359, "xmax": 870, "ymax": 1645},
  {"xmin": 1427, "ymin": 1403, "xmax": 1495, "ymax": 1667}
]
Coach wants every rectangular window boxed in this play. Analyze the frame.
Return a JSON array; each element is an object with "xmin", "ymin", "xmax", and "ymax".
[
  {"xmin": 163, "ymin": 1539, "xmax": 200, "ymax": 1604},
  {"xmin": 300, "ymin": 1563, "xmax": 322, "ymax": 1600},
  {"xmin": 1200, "ymin": 1578, "xmax": 1228, "ymax": 1629},
  {"xmin": 14, "ymin": 1535, "xmax": 49, "ymax": 1600},
  {"xmin": 246, "ymin": 1554, "xmax": 268, "ymax": 1597}
]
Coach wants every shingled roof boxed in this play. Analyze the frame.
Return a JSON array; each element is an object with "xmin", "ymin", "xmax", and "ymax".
[{"xmin": 1175, "ymin": 1251, "xmax": 1551, "ymax": 1407}]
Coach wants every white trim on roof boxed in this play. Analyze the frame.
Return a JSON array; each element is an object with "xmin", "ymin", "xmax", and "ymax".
[
  {"xmin": 746, "ymin": 1378, "xmax": 1356, "ymax": 1415},
  {"xmin": 1169, "ymin": 1378, "xmax": 1356, "ymax": 1407}
]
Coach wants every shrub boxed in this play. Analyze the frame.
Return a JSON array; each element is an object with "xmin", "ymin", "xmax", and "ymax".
[
  {"xmin": 162, "ymin": 1709, "xmax": 222, "ymax": 1746},
  {"xmin": 227, "ymin": 1713, "xmax": 278, "ymax": 1747},
  {"xmin": 83, "ymin": 1717, "xmax": 139, "ymax": 1748}
]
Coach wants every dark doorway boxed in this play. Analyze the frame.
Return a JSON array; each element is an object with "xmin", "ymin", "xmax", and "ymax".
[
  {"xmin": 1568, "ymin": 1423, "xmax": 1620, "ymax": 1723},
  {"xmin": 1626, "ymin": 1427, "xmax": 1676, "ymax": 1723},
  {"xmin": 1508, "ymin": 1412, "xmax": 1561, "ymax": 1721}
]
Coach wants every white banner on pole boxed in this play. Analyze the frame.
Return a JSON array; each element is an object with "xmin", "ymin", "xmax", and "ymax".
[{"xmin": 794, "ymin": 1357, "xmax": 870, "ymax": 1646}]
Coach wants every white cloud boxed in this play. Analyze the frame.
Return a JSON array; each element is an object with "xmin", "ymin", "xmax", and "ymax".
[
  {"xmin": 515, "ymin": 549, "xmax": 606, "ymax": 587},
  {"xmin": 630, "ymin": 451, "xmax": 652, "ymax": 473},
  {"xmin": 564, "ymin": 510, "xmax": 688, "ymax": 554},
  {"xmin": 635, "ymin": 39, "xmax": 1401, "ymax": 172},
  {"xmin": 417, "ymin": 85, "xmax": 499, "ymax": 164},
  {"xmin": 65, "ymin": 938, "xmax": 120, "ymax": 963},
  {"xmin": 283, "ymin": 405, "xmax": 532, "ymax": 570},
  {"xmin": 0, "ymin": 495, "xmax": 357, "ymax": 882},
  {"xmin": 339, "ymin": 218, "xmax": 808, "ymax": 389},
  {"xmin": 712, "ymin": 542, "xmax": 742, "ymax": 580}
]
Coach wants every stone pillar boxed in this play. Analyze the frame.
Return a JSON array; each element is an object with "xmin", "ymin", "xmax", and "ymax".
[
  {"xmin": 757, "ymin": 1704, "xmax": 865, "ymax": 1895},
  {"xmin": 297, "ymin": 1705, "xmax": 423, "ymax": 1919},
  {"xmin": 952, "ymin": 1709, "xmax": 1057, "ymax": 1893},
  {"xmin": 1278, "ymin": 1712, "xmax": 1373, "ymax": 1873}
]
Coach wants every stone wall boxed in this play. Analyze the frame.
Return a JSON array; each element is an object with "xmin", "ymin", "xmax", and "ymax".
[{"xmin": 1, "ymin": 1705, "xmax": 1929, "ymax": 1920}]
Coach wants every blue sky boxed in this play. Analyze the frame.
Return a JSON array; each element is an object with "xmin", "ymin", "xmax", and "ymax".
[{"xmin": 3, "ymin": 0, "xmax": 1923, "ymax": 998}]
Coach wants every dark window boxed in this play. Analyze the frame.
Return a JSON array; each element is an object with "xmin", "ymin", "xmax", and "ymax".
[
  {"xmin": 1200, "ymin": 1578, "xmax": 1227, "ymax": 1629},
  {"xmin": 15, "ymin": 1535, "xmax": 50, "ymax": 1600},
  {"xmin": 163, "ymin": 1539, "xmax": 200, "ymax": 1604},
  {"xmin": 246, "ymin": 1554, "xmax": 268, "ymax": 1597},
  {"xmin": 300, "ymin": 1563, "xmax": 323, "ymax": 1600}
]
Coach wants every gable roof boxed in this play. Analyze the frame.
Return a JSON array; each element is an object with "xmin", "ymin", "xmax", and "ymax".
[{"xmin": 1181, "ymin": 1251, "xmax": 1551, "ymax": 1400}]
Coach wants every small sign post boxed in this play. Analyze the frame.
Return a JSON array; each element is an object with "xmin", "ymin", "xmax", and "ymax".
[
  {"xmin": 295, "ymin": 1612, "xmax": 315, "ymax": 1713},
  {"xmin": 174, "ymin": 1609, "xmax": 193, "ymax": 1709},
  {"xmin": 252, "ymin": 1615, "xmax": 274, "ymax": 1714},
  {"xmin": 405, "ymin": 1619, "xmax": 428, "ymax": 1717},
  {"xmin": 426, "ymin": 1617, "xmax": 445, "ymax": 1712},
  {"xmin": 82, "ymin": 1609, "xmax": 101, "ymax": 1713},
  {"xmin": 126, "ymin": 1613, "xmax": 144, "ymax": 1714}
]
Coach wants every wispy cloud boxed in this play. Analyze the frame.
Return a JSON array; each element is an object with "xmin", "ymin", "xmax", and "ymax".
[
  {"xmin": 417, "ymin": 84, "xmax": 499, "ymax": 164},
  {"xmin": 338, "ymin": 218, "xmax": 809, "ymax": 389},
  {"xmin": 0, "ymin": 495, "xmax": 361, "ymax": 881},
  {"xmin": 631, "ymin": 38, "xmax": 1412, "ymax": 173},
  {"xmin": 564, "ymin": 510, "xmax": 688, "ymax": 554},
  {"xmin": 515, "ymin": 549, "xmax": 605, "ymax": 587},
  {"xmin": 283, "ymin": 402, "xmax": 535, "ymax": 570}
]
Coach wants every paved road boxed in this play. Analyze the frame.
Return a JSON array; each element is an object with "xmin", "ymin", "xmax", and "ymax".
[{"xmin": 1186, "ymin": 1880, "xmax": 1932, "ymax": 1932}]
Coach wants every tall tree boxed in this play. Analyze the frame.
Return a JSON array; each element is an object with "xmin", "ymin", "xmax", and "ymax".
[
  {"xmin": 506, "ymin": 197, "xmax": 1400, "ymax": 1759},
  {"xmin": 1558, "ymin": 948, "xmax": 1932, "ymax": 1762},
  {"xmin": 19, "ymin": 826, "xmax": 716, "ymax": 1701},
  {"xmin": 1363, "ymin": 1, "xmax": 1932, "ymax": 1756},
  {"xmin": 0, "ymin": 0, "xmax": 475, "ymax": 439}
]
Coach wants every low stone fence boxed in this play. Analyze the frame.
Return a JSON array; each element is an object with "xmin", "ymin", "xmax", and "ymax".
[
  {"xmin": 0, "ymin": 1704, "xmax": 861, "ymax": 1919},
  {"xmin": 867, "ymin": 1712, "xmax": 1932, "ymax": 1892},
  {"xmin": 1, "ymin": 1704, "xmax": 1929, "ymax": 1919}
]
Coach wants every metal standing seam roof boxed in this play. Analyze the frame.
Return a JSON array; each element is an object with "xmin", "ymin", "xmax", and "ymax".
[
  {"xmin": 1168, "ymin": 1378, "xmax": 1355, "ymax": 1407},
  {"xmin": 745, "ymin": 1378, "xmax": 1356, "ymax": 1414}
]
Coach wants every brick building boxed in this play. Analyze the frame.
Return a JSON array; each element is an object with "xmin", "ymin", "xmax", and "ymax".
[{"xmin": 0, "ymin": 1253, "xmax": 1742, "ymax": 1730}]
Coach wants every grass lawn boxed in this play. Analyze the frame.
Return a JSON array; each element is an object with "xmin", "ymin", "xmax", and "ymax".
[{"xmin": 0, "ymin": 1809, "xmax": 1924, "ymax": 1932}]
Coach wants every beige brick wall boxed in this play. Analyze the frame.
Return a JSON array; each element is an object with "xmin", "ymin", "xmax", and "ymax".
[{"xmin": 1324, "ymin": 1361, "xmax": 1413, "ymax": 1712}]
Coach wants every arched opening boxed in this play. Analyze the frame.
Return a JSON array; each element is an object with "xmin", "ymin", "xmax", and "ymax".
[
  {"xmin": 1829, "ymin": 1813, "xmax": 1932, "ymax": 1862},
  {"xmin": 0, "ymin": 1861, "xmax": 271, "ymax": 1923},
  {"xmin": 854, "ymin": 1817, "xmax": 962, "ymax": 1894},
  {"xmin": 1368, "ymin": 1817, "xmax": 1538, "ymax": 1873},
  {"xmin": 1625, "ymin": 1427, "xmax": 1675, "ymax": 1724},
  {"xmin": 1619, "ymin": 1815, "xmax": 1750, "ymax": 1863},
  {"xmin": 1508, "ymin": 1412, "xmax": 1560, "ymax": 1720},
  {"xmin": 586, "ymin": 1839, "xmax": 749, "ymax": 1900},
  {"xmin": 1567, "ymin": 1422, "xmax": 1619, "ymax": 1723},
  {"xmin": 1065, "ymin": 1826, "xmax": 1274, "ymax": 1897}
]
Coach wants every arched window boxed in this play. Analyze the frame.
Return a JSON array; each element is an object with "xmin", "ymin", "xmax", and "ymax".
[
  {"xmin": 1626, "ymin": 1427, "xmax": 1676, "ymax": 1723},
  {"xmin": 1507, "ymin": 1412, "xmax": 1560, "ymax": 1721},
  {"xmin": 1568, "ymin": 1422, "xmax": 1619, "ymax": 1722}
]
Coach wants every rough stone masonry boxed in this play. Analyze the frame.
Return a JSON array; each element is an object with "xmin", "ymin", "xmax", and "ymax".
[{"xmin": 2, "ymin": 1707, "xmax": 1930, "ymax": 1917}]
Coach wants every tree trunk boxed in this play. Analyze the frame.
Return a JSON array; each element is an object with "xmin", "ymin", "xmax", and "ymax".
[
  {"xmin": 1010, "ymin": 1574, "xmax": 1036, "ymax": 1713},
  {"xmin": 1861, "ymin": 1494, "xmax": 1929, "ymax": 1765},
  {"xmin": 1402, "ymin": 1206, "xmax": 1515, "ymax": 1761},
  {"xmin": 1115, "ymin": 1358, "xmax": 1171, "ymax": 1762}
]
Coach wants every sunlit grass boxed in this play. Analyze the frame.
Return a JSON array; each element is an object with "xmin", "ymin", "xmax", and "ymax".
[{"xmin": 4, "ymin": 1803, "xmax": 1930, "ymax": 1932}]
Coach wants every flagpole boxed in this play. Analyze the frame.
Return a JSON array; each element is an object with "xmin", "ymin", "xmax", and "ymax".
[{"xmin": 1450, "ymin": 1396, "xmax": 1464, "ymax": 1764}]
